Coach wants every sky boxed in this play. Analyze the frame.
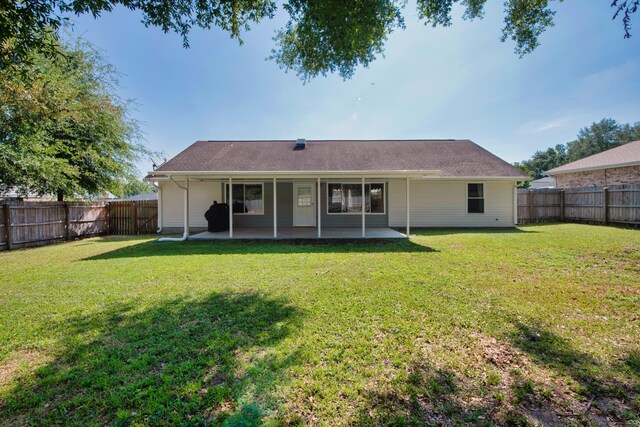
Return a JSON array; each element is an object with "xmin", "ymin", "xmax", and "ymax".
[{"xmin": 70, "ymin": 1, "xmax": 640, "ymax": 176}]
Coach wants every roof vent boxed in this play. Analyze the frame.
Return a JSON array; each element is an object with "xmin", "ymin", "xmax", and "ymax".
[{"xmin": 294, "ymin": 138, "xmax": 306, "ymax": 150}]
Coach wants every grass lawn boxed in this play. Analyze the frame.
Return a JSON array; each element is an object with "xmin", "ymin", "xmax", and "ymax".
[{"xmin": 0, "ymin": 224, "xmax": 639, "ymax": 426}]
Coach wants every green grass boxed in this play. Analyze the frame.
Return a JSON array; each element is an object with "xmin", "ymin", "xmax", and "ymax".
[{"xmin": 0, "ymin": 224, "xmax": 638, "ymax": 426}]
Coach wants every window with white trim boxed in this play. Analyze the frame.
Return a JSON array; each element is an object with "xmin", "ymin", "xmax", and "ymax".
[
  {"xmin": 467, "ymin": 183, "xmax": 484, "ymax": 214},
  {"xmin": 225, "ymin": 183, "xmax": 264, "ymax": 214},
  {"xmin": 327, "ymin": 183, "xmax": 385, "ymax": 214}
]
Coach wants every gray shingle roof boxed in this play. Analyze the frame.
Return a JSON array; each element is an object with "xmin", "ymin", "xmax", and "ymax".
[
  {"xmin": 547, "ymin": 140, "xmax": 640, "ymax": 175},
  {"xmin": 154, "ymin": 139, "xmax": 527, "ymax": 178}
]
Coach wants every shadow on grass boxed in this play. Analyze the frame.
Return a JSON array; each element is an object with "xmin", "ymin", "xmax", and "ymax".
[
  {"xmin": 0, "ymin": 292, "xmax": 302, "ymax": 425},
  {"xmin": 352, "ymin": 363, "xmax": 507, "ymax": 426},
  {"xmin": 82, "ymin": 237, "xmax": 438, "ymax": 260},
  {"xmin": 351, "ymin": 321, "xmax": 639, "ymax": 426},
  {"xmin": 508, "ymin": 321, "xmax": 640, "ymax": 394},
  {"xmin": 507, "ymin": 321, "xmax": 639, "ymax": 423}
]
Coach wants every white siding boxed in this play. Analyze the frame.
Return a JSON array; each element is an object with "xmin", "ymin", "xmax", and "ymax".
[
  {"xmin": 189, "ymin": 181, "xmax": 222, "ymax": 227},
  {"xmin": 160, "ymin": 181, "xmax": 184, "ymax": 228},
  {"xmin": 388, "ymin": 179, "xmax": 516, "ymax": 227},
  {"xmin": 160, "ymin": 180, "xmax": 222, "ymax": 229}
]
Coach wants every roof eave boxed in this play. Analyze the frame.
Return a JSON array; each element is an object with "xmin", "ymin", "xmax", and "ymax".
[
  {"xmin": 546, "ymin": 160, "xmax": 640, "ymax": 176},
  {"xmin": 145, "ymin": 170, "xmax": 527, "ymax": 180}
]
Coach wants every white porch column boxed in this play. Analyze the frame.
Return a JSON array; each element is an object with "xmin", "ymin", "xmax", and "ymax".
[
  {"xmin": 273, "ymin": 177, "xmax": 277, "ymax": 238},
  {"xmin": 317, "ymin": 178, "xmax": 321, "ymax": 238},
  {"xmin": 156, "ymin": 184, "xmax": 162, "ymax": 233},
  {"xmin": 184, "ymin": 177, "xmax": 190, "ymax": 238},
  {"xmin": 513, "ymin": 182, "xmax": 518, "ymax": 226},
  {"xmin": 406, "ymin": 177, "xmax": 410, "ymax": 237},
  {"xmin": 361, "ymin": 177, "xmax": 366, "ymax": 237},
  {"xmin": 229, "ymin": 177, "xmax": 233, "ymax": 238}
]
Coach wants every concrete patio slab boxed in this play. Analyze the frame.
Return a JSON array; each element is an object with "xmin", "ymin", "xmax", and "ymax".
[{"xmin": 187, "ymin": 227, "xmax": 406, "ymax": 240}]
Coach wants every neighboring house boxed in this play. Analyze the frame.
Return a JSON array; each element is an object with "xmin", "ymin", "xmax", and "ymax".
[
  {"xmin": 529, "ymin": 176, "xmax": 556, "ymax": 189},
  {"xmin": 546, "ymin": 140, "xmax": 640, "ymax": 188},
  {"xmin": 145, "ymin": 139, "xmax": 528, "ymax": 238},
  {"xmin": 0, "ymin": 188, "xmax": 56, "ymax": 202},
  {"xmin": 113, "ymin": 192, "xmax": 158, "ymax": 202},
  {"xmin": 0, "ymin": 189, "xmax": 116, "ymax": 202}
]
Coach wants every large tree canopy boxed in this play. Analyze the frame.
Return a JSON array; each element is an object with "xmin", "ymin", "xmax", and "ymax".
[
  {"xmin": 515, "ymin": 118, "xmax": 640, "ymax": 180},
  {"xmin": 0, "ymin": 1, "xmax": 637, "ymax": 80},
  {"xmin": 0, "ymin": 36, "xmax": 145, "ymax": 200}
]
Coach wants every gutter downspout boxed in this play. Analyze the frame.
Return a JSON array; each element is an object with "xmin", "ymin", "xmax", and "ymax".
[
  {"xmin": 151, "ymin": 181, "xmax": 163, "ymax": 233},
  {"xmin": 158, "ymin": 176, "xmax": 189, "ymax": 242}
]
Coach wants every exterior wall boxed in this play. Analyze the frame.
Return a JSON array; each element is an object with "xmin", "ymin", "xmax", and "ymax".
[
  {"xmin": 388, "ymin": 179, "xmax": 516, "ymax": 227},
  {"xmin": 161, "ymin": 178, "xmax": 517, "ymax": 231},
  {"xmin": 160, "ymin": 180, "xmax": 222, "ymax": 230},
  {"xmin": 220, "ymin": 181, "xmax": 295, "ymax": 229},
  {"xmin": 554, "ymin": 165, "xmax": 640, "ymax": 189},
  {"xmin": 276, "ymin": 182, "xmax": 294, "ymax": 228},
  {"xmin": 226, "ymin": 181, "xmax": 388, "ymax": 228}
]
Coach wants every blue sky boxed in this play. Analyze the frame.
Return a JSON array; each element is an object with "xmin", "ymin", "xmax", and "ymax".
[{"xmin": 70, "ymin": 1, "xmax": 640, "ymax": 176}]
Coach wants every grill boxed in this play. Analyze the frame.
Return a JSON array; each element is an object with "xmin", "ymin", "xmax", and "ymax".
[{"xmin": 204, "ymin": 201, "xmax": 229, "ymax": 232}]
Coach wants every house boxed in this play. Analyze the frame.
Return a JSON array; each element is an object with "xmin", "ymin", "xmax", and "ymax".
[
  {"xmin": 113, "ymin": 192, "xmax": 158, "ymax": 202},
  {"xmin": 145, "ymin": 139, "xmax": 528, "ymax": 239},
  {"xmin": 546, "ymin": 140, "xmax": 640, "ymax": 188},
  {"xmin": 529, "ymin": 176, "xmax": 556, "ymax": 189}
]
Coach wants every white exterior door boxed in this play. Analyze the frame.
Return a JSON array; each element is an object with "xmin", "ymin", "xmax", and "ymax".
[{"xmin": 293, "ymin": 182, "xmax": 316, "ymax": 226}]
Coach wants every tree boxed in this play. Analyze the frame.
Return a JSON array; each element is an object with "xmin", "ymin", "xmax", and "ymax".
[
  {"xmin": 514, "ymin": 119, "xmax": 640, "ymax": 179},
  {"xmin": 1, "ymin": 1, "xmax": 638, "ymax": 80},
  {"xmin": 514, "ymin": 144, "xmax": 567, "ymax": 180},
  {"xmin": 120, "ymin": 178, "xmax": 154, "ymax": 198},
  {"xmin": 0, "ymin": 36, "xmax": 145, "ymax": 200},
  {"xmin": 566, "ymin": 119, "xmax": 640, "ymax": 162}
]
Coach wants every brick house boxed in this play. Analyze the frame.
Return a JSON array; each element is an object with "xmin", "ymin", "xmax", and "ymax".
[{"xmin": 546, "ymin": 140, "xmax": 640, "ymax": 189}]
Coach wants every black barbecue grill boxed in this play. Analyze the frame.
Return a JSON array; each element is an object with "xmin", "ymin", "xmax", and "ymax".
[{"xmin": 204, "ymin": 201, "xmax": 229, "ymax": 232}]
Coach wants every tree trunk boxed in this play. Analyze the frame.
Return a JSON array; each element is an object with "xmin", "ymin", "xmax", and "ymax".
[{"xmin": 57, "ymin": 190, "xmax": 64, "ymax": 202}]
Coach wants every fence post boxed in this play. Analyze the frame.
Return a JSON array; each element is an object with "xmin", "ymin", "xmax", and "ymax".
[
  {"xmin": 132, "ymin": 202, "xmax": 138, "ymax": 235},
  {"xmin": 105, "ymin": 203, "xmax": 110, "ymax": 235},
  {"xmin": 528, "ymin": 189, "xmax": 534, "ymax": 222},
  {"xmin": 3, "ymin": 204, "xmax": 12, "ymax": 251},
  {"xmin": 603, "ymin": 187, "xmax": 609, "ymax": 224},
  {"xmin": 559, "ymin": 190, "xmax": 565, "ymax": 222},
  {"xmin": 64, "ymin": 202, "xmax": 71, "ymax": 240}
]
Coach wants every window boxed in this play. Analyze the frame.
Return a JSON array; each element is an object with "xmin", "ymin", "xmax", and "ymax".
[
  {"xmin": 368, "ymin": 183, "xmax": 384, "ymax": 213},
  {"xmin": 225, "ymin": 183, "xmax": 264, "ymax": 214},
  {"xmin": 297, "ymin": 186, "xmax": 312, "ymax": 207},
  {"xmin": 467, "ymin": 183, "xmax": 484, "ymax": 213},
  {"xmin": 327, "ymin": 183, "xmax": 385, "ymax": 214}
]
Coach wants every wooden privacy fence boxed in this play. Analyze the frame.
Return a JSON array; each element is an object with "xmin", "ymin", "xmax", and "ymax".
[
  {"xmin": 0, "ymin": 200, "xmax": 157, "ymax": 251},
  {"xmin": 108, "ymin": 200, "xmax": 158, "ymax": 235},
  {"xmin": 518, "ymin": 185, "xmax": 640, "ymax": 225},
  {"xmin": 0, "ymin": 202, "xmax": 108, "ymax": 251}
]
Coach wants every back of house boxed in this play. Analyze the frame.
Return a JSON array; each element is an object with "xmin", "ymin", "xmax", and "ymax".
[{"xmin": 145, "ymin": 139, "xmax": 528, "ymax": 237}]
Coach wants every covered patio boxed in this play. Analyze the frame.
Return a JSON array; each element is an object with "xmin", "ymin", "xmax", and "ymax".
[
  {"xmin": 189, "ymin": 227, "xmax": 406, "ymax": 240},
  {"xmin": 151, "ymin": 172, "xmax": 421, "ymax": 242}
]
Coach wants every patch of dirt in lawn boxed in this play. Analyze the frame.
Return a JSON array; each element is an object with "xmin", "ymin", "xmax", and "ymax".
[
  {"xmin": 360, "ymin": 332, "xmax": 638, "ymax": 426},
  {"xmin": 472, "ymin": 332, "xmax": 638, "ymax": 426},
  {"xmin": 0, "ymin": 349, "xmax": 48, "ymax": 388},
  {"xmin": 472, "ymin": 334, "xmax": 586, "ymax": 425}
]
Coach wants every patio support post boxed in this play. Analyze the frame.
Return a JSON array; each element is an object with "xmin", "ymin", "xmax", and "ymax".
[
  {"xmin": 229, "ymin": 177, "xmax": 233, "ymax": 238},
  {"xmin": 317, "ymin": 178, "xmax": 321, "ymax": 238},
  {"xmin": 513, "ymin": 183, "xmax": 518, "ymax": 226},
  {"xmin": 361, "ymin": 177, "xmax": 366, "ymax": 237},
  {"xmin": 273, "ymin": 177, "xmax": 277, "ymax": 238},
  {"xmin": 406, "ymin": 177, "xmax": 410, "ymax": 237},
  {"xmin": 184, "ymin": 177, "xmax": 190, "ymax": 238}
]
